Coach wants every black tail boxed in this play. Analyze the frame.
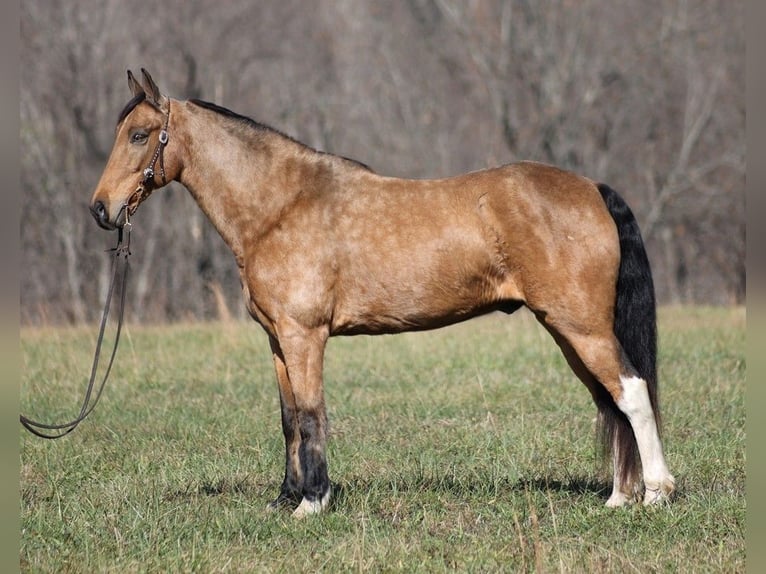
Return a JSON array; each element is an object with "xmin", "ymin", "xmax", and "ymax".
[{"xmin": 596, "ymin": 183, "xmax": 659, "ymax": 485}]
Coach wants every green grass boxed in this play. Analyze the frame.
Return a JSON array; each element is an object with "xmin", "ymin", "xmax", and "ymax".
[{"xmin": 20, "ymin": 307, "xmax": 745, "ymax": 572}]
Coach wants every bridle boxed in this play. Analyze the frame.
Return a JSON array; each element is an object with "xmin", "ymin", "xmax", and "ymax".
[
  {"xmin": 122, "ymin": 100, "xmax": 171, "ymax": 223},
  {"xmin": 19, "ymin": 103, "xmax": 171, "ymax": 439}
]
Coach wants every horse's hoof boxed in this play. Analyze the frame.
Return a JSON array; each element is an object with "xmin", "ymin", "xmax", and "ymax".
[
  {"xmin": 605, "ymin": 490, "xmax": 636, "ymax": 508},
  {"xmin": 291, "ymin": 489, "xmax": 331, "ymax": 519},
  {"xmin": 266, "ymin": 493, "xmax": 301, "ymax": 513},
  {"xmin": 643, "ymin": 476, "xmax": 676, "ymax": 505}
]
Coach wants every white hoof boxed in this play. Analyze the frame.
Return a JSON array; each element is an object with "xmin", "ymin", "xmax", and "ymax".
[
  {"xmin": 643, "ymin": 476, "xmax": 676, "ymax": 505},
  {"xmin": 292, "ymin": 488, "xmax": 331, "ymax": 519},
  {"xmin": 605, "ymin": 490, "xmax": 634, "ymax": 508}
]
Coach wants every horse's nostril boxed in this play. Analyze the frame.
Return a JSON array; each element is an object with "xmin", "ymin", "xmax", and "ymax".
[
  {"xmin": 90, "ymin": 201, "xmax": 110, "ymax": 228},
  {"xmin": 93, "ymin": 201, "xmax": 105, "ymax": 218}
]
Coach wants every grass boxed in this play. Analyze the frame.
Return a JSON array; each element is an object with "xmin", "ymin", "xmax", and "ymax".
[{"xmin": 20, "ymin": 307, "xmax": 745, "ymax": 572}]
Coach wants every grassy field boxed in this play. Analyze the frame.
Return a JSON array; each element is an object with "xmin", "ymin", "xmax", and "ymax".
[{"xmin": 20, "ymin": 307, "xmax": 745, "ymax": 573}]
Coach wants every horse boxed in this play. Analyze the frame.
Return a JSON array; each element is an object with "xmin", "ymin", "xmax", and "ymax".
[{"xmin": 89, "ymin": 69, "xmax": 675, "ymax": 517}]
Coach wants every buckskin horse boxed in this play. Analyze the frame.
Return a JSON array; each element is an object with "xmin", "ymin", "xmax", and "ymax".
[{"xmin": 89, "ymin": 69, "xmax": 675, "ymax": 517}]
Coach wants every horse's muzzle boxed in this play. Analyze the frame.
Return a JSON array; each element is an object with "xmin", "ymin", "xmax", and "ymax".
[{"xmin": 90, "ymin": 200, "xmax": 118, "ymax": 230}]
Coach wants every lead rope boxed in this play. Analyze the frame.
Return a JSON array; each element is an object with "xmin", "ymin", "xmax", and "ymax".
[{"xmin": 20, "ymin": 222, "xmax": 132, "ymax": 439}]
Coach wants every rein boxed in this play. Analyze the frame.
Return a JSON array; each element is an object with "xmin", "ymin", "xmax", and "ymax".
[
  {"xmin": 20, "ymin": 102, "xmax": 170, "ymax": 439},
  {"xmin": 20, "ymin": 223, "xmax": 132, "ymax": 439}
]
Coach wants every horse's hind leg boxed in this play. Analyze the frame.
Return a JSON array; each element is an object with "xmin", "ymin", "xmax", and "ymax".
[
  {"xmin": 539, "ymin": 316, "xmax": 674, "ymax": 506},
  {"xmin": 615, "ymin": 372, "xmax": 675, "ymax": 505},
  {"xmin": 542, "ymin": 325, "xmax": 638, "ymax": 504}
]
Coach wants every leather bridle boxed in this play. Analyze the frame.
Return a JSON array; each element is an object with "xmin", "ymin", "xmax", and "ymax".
[{"xmin": 122, "ymin": 101, "xmax": 171, "ymax": 222}]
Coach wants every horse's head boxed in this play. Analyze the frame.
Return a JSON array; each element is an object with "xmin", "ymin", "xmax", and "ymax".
[{"xmin": 90, "ymin": 69, "xmax": 180, "ymax": 230}]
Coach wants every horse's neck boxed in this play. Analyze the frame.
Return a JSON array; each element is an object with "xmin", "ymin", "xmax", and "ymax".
[{"xmin": 176, "ymin": 107, "xmax": 308, "ymax": 264}]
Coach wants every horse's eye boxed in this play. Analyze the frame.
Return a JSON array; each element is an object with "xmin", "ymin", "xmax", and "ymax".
[{"xmin": 130, "ymin": 131, "xmax": 148, "ymax": 144}]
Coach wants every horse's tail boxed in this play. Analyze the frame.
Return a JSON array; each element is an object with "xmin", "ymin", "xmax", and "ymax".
[{"xmin": 596, "ymin": 182, "xmax": 659, "ymax": 484}]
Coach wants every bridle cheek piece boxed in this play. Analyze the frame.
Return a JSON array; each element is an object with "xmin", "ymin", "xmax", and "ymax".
[{"xmin": 124, "ymin": 103, "xmax": 171, "ymax": 221}]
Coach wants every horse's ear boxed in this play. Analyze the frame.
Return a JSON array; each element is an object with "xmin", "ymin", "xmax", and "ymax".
[
  {"xmin": 127, "ymin": 70, "xmax": 144, "ymax": 97},
  {"xmin": 140, "ymin": 68, "xmax": 166, "ymax": 109}
]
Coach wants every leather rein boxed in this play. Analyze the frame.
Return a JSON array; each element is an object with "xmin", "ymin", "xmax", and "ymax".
[{"xmin": 20, "ymin": 105, "xmax": 170, "ymax": 439}]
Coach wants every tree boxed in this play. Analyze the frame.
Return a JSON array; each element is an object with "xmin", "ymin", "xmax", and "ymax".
[{"xmin": 19, "ymin": 0, "xmax": 745, "ymax": 325}]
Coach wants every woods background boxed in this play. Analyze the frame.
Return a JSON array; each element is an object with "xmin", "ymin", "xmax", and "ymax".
[{"xmin": 20, "ymin": 0, "xmax": 745, "ymax": 325}]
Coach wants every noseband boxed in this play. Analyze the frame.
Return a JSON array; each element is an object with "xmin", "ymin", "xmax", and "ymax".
[{"xmin": 124, "ymin": 101, "xmax": 171, "ymax": 221}]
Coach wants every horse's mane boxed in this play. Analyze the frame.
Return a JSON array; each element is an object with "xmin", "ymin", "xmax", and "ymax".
[
  {"xmin": 190, "ymin": 98, "xmax": 296, "ymax": 141},
  {"xmin": 189, "ymin": 98, "xmax": 373, "ymax": 172}
]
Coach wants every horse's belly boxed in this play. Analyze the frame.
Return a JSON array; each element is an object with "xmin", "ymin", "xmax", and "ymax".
[
  {"xmin": 330, "ymin": 259, "xmax": 506, "ymax": 335},
  {"xmin": 328, "ymin": 195, "xmax": 522, "ymax": 335}
]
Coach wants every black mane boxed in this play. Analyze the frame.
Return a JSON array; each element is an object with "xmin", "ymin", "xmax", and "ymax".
[
  {"xmin": 189, "ymin": 98, "xmax": 372, "ymax": 172},
  {"xmin": 190, "ymin": 98, "xmax": 281, "ymax": 136}
]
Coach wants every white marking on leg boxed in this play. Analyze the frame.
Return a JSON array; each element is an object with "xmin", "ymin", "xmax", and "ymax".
[
  {"xmin": 606, "ymin": 443, "xmax": 639, "ymax": 507},
  {"xmin": 292, "ymin": 487, "xmax": 332, "ymax": 519},
  {"xmin": 605, "ymin": 490, "xmax": 632, "ymax": 508},
  {"xmin": 617, "ymin": 375, "xmax": 675, "ymax": 504}
]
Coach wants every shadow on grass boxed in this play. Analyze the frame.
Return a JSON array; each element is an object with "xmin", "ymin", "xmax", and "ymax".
[
  {"xmin": 161, "ymin": 473, "xmax": 612, "ymax": 509},
  {"xmin": 330, "ymin": 473, "xmax": 611, "ymax": 509},
  {"xmin": 164, "ymin": 475, "xmax": 262, "ymax": 501},
  {"xmin": 515, "ymin": 476, "xmax": 610, "ymax": 497}
]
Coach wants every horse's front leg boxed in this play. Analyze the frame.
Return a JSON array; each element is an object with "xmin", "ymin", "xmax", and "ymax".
[
  {"xmin": 266, "ymin": 336, "xmax": 303, "ymax": 511},
  {"xmin": 270, "ymin": 324, "xmax": 331, "ymax": 518}
]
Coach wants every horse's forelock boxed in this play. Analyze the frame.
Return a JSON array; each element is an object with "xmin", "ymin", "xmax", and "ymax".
[{"xmin": 117, "ymin": 92, "xmax": 147, "ymax": 125}]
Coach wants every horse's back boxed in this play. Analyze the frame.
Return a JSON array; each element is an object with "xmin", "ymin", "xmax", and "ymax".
[{"xmin": 326, "ymin": 161, "xmax": 619, "ymax": 335}]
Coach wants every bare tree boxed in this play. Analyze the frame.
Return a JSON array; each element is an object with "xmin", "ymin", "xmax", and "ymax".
[{"xmin": 20, "ymin": 0, "xmax": 745, "ymax": 325}]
